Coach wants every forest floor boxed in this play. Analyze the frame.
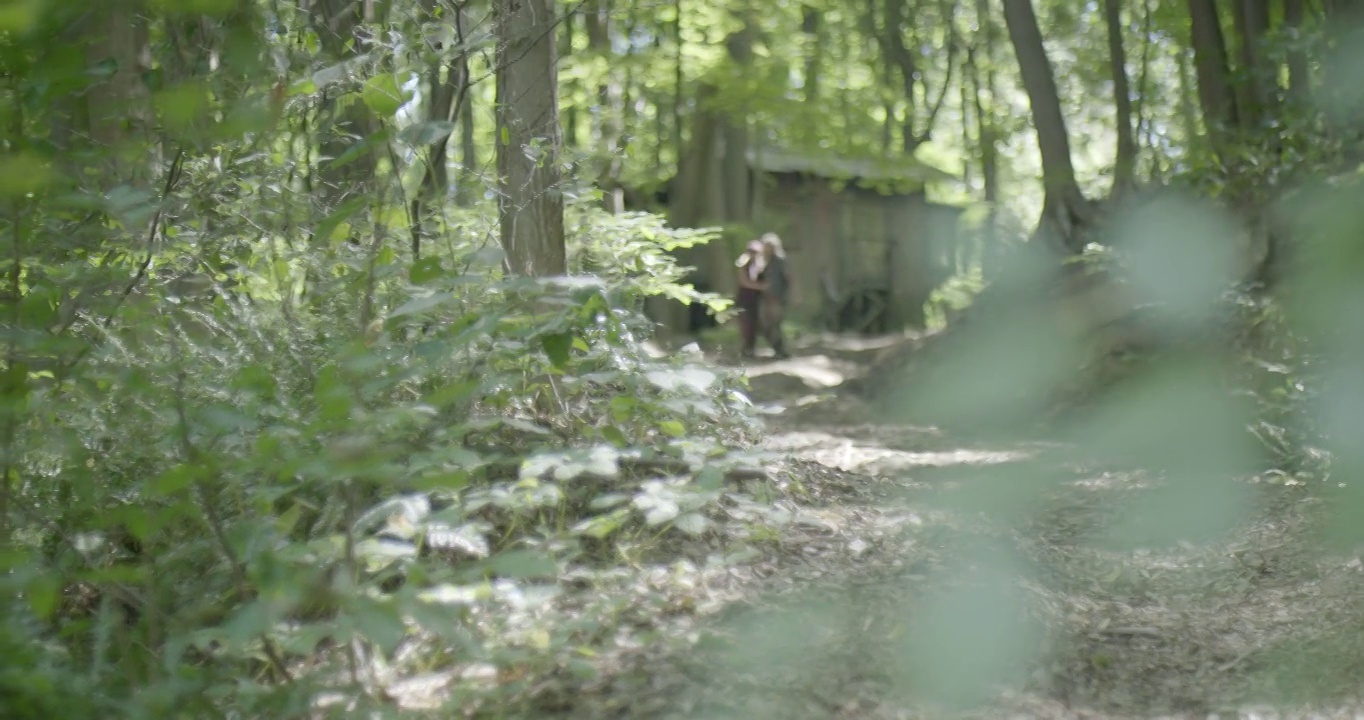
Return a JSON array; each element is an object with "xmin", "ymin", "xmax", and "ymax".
[{"xmin": 422, "ymin": 332, "xmax": 1364, "ymax": 720}]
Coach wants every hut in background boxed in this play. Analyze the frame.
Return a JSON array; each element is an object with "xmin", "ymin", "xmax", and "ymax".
[{"xmin": 644, "ymin": 146, "xmax": 966, "ymax": 335}]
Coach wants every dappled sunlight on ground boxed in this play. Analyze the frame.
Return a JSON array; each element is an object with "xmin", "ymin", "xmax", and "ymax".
[
  {"xmin": 765, "ymin": 428, "xmax": 1032, "ymax": 475},
  {"xmin": 548, "ymin": 333, "xmax": 1364, "ymax": 720}
]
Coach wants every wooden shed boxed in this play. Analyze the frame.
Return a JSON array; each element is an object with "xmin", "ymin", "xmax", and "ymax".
[{"xmin": 731, "ymin": 148, "xmax": 964, "ymax": 333}]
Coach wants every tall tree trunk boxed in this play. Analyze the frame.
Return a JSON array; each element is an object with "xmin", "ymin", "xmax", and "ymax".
[
  {"xmin": 1187, "ymin": 0, "xmax": 1239, "ymax": 135},
  {"xmin": 881, "ymin": 0, "xmax": 921, "ymax": 152},
  {"xmin": 971, "ymin": 0, "xmax": 1002, "ymax": 277},
  {"xmin": 672, "ymin": 0, "xmax": 685, "ymax": 166},
  {"xmin": 455, "ymin": 6, "xmax": 479, "ymax": 207},
  {"xmin": 561, "ymin": 10, "xmax": 578, "ymax": 149},
  {"xmin": 85, "ymin": 0, "xmax": 153, "ymax": 182},
  {"xmin": 1230, "ymin": 0, "xmax": 1272, "ymax": 130},
  {"xmin": 1003, "ymin": 0, "xmax": 1091, "ymax": 252},
  {"xmin": 311, "ymin": 0, "xmax": 380, "ymax": 219},
  {"xmin": 1104, "ymin": 0, "xmax": 1137, "ymax": 195},
  {"xmin": 409, "ymin": 0, "xmax": 471, "ymax": 258},
  {"xmin": 1133, "ymin": 0, "xmax": 1156, "ymax": 173},
  {"xmin": 496, "ymin": 0, "xmax": 566, "ymax": 277},
  {"xmin": 1283, "ymin": 0, "xmax": 1310, "ymax": 105},
  {"xmin": 802, "ymin": 5, "xmax": 824, "ymax": 103},
  {"xmin": 875, "ymin": 0, "xmax": 957, "ymax": 152},
  {"xmin": 1177, "ymin": 48, "xmax": 1200, "ymax": 153},
  {"xmin": 658, "ymin": 12, "xmax": 756, "ymax": 332},
  {"xmin": 720, "ymin": 16, "xmax": 754, "ymax": 225},
  {"xmin": 586, "ymin": 0, "xmax": 625, "ymax": 212}
]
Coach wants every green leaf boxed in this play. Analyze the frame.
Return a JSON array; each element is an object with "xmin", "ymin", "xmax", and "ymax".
[
  {"xmin": 148, "ymin": 464, "xmax": 198, "ymax": 498},
  {"xmin": 601, "ymin": 425, "xmax": 628, "ymax": 447},
  {"xmin": 390, "ymin": 292, "xmax": 455, "ymax": 318},
  {"xmin": 695, "ymin": 466, "xmax": 725, "ymax": 491},
  {"xmin": 314, "ymin": 366, "xmax": 354, "ymax": 424},
  {"xmin": 361, "ymin": 73, "xmax": 413, "ymax": 117},
  {"xmin": 154, "ymin": 81, "xmax": 211, "ymax": 134},
  {"xmin": 150, "ymin": 0, "xmax": 238, "ymax": 15},
  {"xmin": 0, "ymin": 548, "xmax": 31, "ymax": 572},
  {"xmin": 659, "ymin": 420, "xmax": 686, "ymax": 438},
  {"xmin": 346, "ymin": 598, "xmax": 409, "ymax": 655},
  {"xmin": 674, "ymin": 512, "xmax": 710, "ymax": 536},
  {"xmin": 541, "ymin": 331, "xmax": 573, "ymax": 369},
  {"xmin": 25, "ymin": 574, "xmax": 60, "ymax": 620},
  {"xmin": 0, "ymin": 152, "xmax": 52, "ymax": 197},
  {"xmin": 609, "ymin": 396, "xmax": 635, "ymax": 423},
  {"xmin": 0, "ymin": 0, "xmax": 39, "ymax": 33},
  {"xmin": 500, "ymin": 127, "xmax": 510, "ymax": 146},
  {"xmin": 288, "ymin": 78, "xmax": 318, "ymax": 96},
  {"xmin": 399, "ymin": 120, "xmax": 457, "ymax": 146},
  {"xmin": 221, "ymin": 600, "xmax": 274, "ymax": 647},
  {"xmin": 315, "ymin": 197, "xmax": 366, "ymax": 244},
  {"xmin": 572, "ymin": 509, "xmax": 629, "ymax": 539},
  {"xmin": 410, "ymin": 257, "xmax": 445, "ymax": 284},
  {"xmin": 488, "ymin": 549, "xmax": 557, "ymax": 579}
]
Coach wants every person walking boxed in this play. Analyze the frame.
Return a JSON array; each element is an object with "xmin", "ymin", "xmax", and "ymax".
[
  {"xmin": 734, "ymin": 239, "xmax": 767, "ymax": 358},
  {"xmin": 757, "ymin": 233, "xmax": 791, "ymax": 359}
]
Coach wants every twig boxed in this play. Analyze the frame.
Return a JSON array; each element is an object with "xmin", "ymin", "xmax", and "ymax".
[
  {"xmin": 1098, "ymin": 626, "xmax": 1161, "ymax": 638},
  {"xmin": 104, "ymin": 149, "xmax": 186, "ymax": 330},
  {"xmin": 56, "ymin": 150, "xmax": 186, "ymax": 379}
]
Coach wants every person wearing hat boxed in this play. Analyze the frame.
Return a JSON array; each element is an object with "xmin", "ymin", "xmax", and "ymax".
[{"xmin": 734, "ymin": 239, "xmax": 768, "ymax": 358}]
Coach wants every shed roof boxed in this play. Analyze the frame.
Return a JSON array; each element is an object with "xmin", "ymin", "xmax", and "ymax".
[{"xmin": 747, "ymin": 147, "xmax": 958, "ymax": 188}]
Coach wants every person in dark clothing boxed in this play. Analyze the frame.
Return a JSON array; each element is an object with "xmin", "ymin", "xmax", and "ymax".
[
  {"xmin": 757, "ymin": 233, "xmax": 791, "ymax": 359},
  {"xmin": 734, "ymin": 239, "xmax": 767, "ymax": 358}
]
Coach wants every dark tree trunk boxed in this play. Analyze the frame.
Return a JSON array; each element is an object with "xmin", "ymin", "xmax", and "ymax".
[
  {"xmin": 409, "ymin": 0, "xmax": 470, "ymax": 258},
  {"xmin": 1003, "ymin": 0, "xmax": 1091, "ymax": 252},
  {"xmin": 495, "ymin": 0, "xmax": 566, "ymax": 277},
  {"xmin": 1283, "ymin": 0, "xmax": 1310, "ymax": 105},
  {"xmin": 802, "ymin": 5, "xmax": 823, "ymax": 103},
  {"xmin": 1104, "ymin": 0, "xmax": 1137, "ymax": 195},
  {"xmin": 1230, "ymin": 0, "xmax": 1272, "ymax": 129},
  {"xmin": 1187, "ymin": 0, "xmax": 1240, "ymax": 134},
  {"xmin": 455, "ymin": 6, "xmax": 478, "ymax": 207}
]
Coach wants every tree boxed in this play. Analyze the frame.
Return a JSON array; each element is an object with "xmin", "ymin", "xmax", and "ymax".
[
  {"xmin": 1003, "ymin": 0, "xmax": 1092, "ymax": 253},
  {"xmin": 1187, "ymin": 0, "xmax": 1238, "ymax": 137},
  {"xmin": 496, "ymin": 0, "xmax": 567, "ymax": 277},
  {"xmin": 1230, "ymin": 0, "xmax": 1273, "ymax": 129},
  {"xmin": 968, "ymin": 0, "xmax": 1003, "ymax": 276},
  {"xmin": 1104, "ymin": 0, "xmax": 1138, "ymax": 194},
  {"xmin": 409, "ymin": 0, "xmax": 473, "ymax": 259}
]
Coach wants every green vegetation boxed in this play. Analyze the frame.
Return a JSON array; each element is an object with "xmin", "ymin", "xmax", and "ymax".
[{"xmin": 2, "ymin": 0, "xmax": 1364, "ymax": 717}]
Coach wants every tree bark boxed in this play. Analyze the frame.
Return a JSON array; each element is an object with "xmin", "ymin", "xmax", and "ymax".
[
  {"xmin": 881, "ymin": 0, "xmax": 921, "ymax": 152},
  {"xmin": 1104, "ymin": 0, "xmax": 1137, "ymax": 195},
  {"xmin": 1230, "ymin": 0, "xmax": 1272, "ymax": 129},
  {"xmin": 311, "ymin": 0, "xmax": 380, "ymax": 217},
  {"xmin": 1002, "ymin": 0, "xmax": 1090, "ymax": 252},
  {"xmin": 1187, "ymin": 0, "xmax": 1239, "ymax": 134},
  {"xmin": 456, "ymin": 5, "xmax": 479, "ymax": 207},
  {"xmin": 878, "ymin": 0, "xmax": 956, "ymax": 152},
  {"xmin": 973, "ymin": 0, "xmax": 1002, "ymax": 278},
  {"xmin": 720, "ymin": 18, "xmax": 753, "ymax": 224},
  {"xmin": 802, "ymin": 5, "xmax": 823, "ymax": 103},
  {"xmin": 496, "ymin": 0, "xmax": 567, "ymax": 277},
  {"xmin": 1176, "ymin": 47, "xmax": 1200, "ymax": 154},
  {"xmin": 586, "ymin": 0, "xmax": 625, "ymax": 213},
  {"xmin": 409, "ymin": 0, "xmax": 471, "ymax": 258},
  {"xmin": 561, "ymin": 9, "xmax": 578, "ymax": 149},
  {"xmin": 1283, "ymin": 0, "xmax": 1310, "ymax": 105},
  {"xmin": 84, "ymin": 0, "xmax": 153, "ymax": 181}
]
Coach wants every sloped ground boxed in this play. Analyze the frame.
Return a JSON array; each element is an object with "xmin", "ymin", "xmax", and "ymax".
[{"xmin": 548, "ymin": 333, "xmax": 1364, "ymax": 720}]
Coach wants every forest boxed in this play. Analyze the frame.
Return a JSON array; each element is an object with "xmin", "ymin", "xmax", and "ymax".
[{"xmin": 3, "ymin": 0, "xmax": 1364, "ymax": 717}]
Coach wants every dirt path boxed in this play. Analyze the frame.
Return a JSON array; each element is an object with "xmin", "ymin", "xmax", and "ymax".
[{"xmin": 559, "ymin": 335, "xmax": 1364, "ymax": 720}]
